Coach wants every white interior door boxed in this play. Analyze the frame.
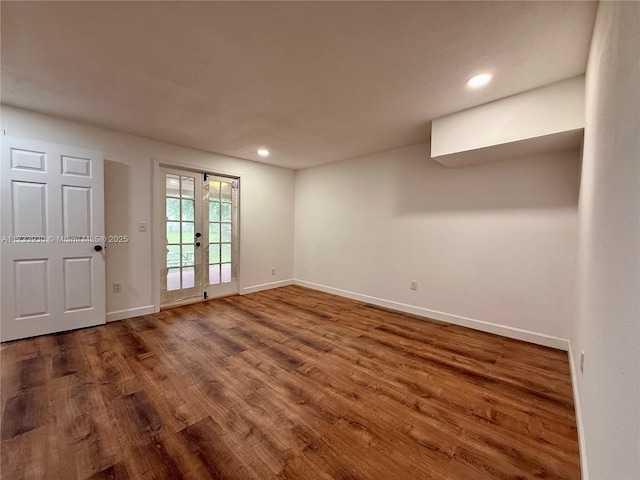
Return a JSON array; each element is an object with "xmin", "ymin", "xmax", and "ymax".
[
  {"xmin": 159, "ymin": 168, "xmax": 238, "ymax": 307},
  {"xmin": 1, "ymin": 136, "xmax": 105, "ymax": 342}
]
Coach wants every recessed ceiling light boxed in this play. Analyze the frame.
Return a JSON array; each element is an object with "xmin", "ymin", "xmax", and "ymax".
[
  {"xmin": 466, "ymin": 73, "xmax": 493, "ymax": 88},
  {"xmin": 257, "ymin": 149, "xmax": 270, "ymax": 157}
]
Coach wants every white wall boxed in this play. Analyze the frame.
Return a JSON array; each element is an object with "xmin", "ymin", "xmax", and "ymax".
[
  {"xmin": 295, "ymin": 143, "xmax": 580, "ymax": 346},
  {"xmin": 571, "ymin": 2, "xmax": 640, "ymax": 479},
  {"xmin": 1, "ymin": 105, "xmax": 295, "ymax": 319},
  {"xmin": 432, "ymin": 76, "xmax": 585, "ymax": 161}
]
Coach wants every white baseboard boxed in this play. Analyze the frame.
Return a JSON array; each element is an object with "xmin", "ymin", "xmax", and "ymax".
[
  {"xmin": 242, "ymin": 279, "xmax": 294, "ymax": 295},
  {"xmin": 293, "ymin": 279, "xmax": 569, "ymax": 351},
  {"xmin": 106, "ymin": 305, "xmax": 155, "ymax": 323},
  {"xmin": 568, "ymin": 343, "xmax": 589, "ymax": 479}
]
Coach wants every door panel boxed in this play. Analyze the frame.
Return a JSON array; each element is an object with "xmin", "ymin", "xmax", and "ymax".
[
  {"xmin": 63, "ymin": 257, "xmax": 93, "ymax": 311},
  {"xmin": 61, "ymin": 155, "xmax": 91, "ymax": 176},
  {"xmin": 1, "ymin": 136, "xmax": 105, "ymax": 342},
  {"xmin": 10, "ymin": 148, "xmax": 46, "ymax": 171},
  {"xmin": 160, "ymin": 168, "xmax": 203, "ymax": 305},
  {"xmin": 12, "ymin": 181, "xmax": 47, "ymax": 236},
  {"xmin": 204, "ymin": 175, "xmax": 238, "ymax": 299},
  {"xmin": 14, "ymin": 259, "xmax": 49, "ymax": 318},
  {"xmin": 62, "ymin": 186, "xmax": 92, "ymax": 237}
]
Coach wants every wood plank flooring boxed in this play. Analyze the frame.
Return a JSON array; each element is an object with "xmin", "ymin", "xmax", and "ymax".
[{"xmin": 0, "ymin": 285, "xmax": 580, "ymax": 479}]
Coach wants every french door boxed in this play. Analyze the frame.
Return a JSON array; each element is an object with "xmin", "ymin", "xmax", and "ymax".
[
  {"xmin": 1, "ymin": 136, "xmax": 105, "ymax": 342},
  {"xmin": 160, "ymin": 167, "xmax": 238, "ymax": 307}
]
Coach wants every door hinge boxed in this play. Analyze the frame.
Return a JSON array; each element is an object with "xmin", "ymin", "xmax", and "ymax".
[
  {"xmin": 203, "ymin": 172, "xmax": 208, "ymax": 181},
  {"xmin": 232, "ymin": 180, "xmax": 239, "ymax": 189},
  {"xmin": 203, "ymin": 292, "xmax": 208, "ymax": 299}
]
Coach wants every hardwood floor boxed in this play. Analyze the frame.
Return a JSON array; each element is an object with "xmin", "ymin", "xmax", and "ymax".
[{"xmin": 0, "ymin": 285, "xmax": 580, "ymax": 479}]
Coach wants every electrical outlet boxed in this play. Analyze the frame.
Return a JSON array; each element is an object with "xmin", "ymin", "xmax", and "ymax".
[
  {"xmin": 271, "ymin": 268, "xmax": 276, "ymax": 276},
  {"xmin": 410, "ymin": 280, "xmax": 418, "ymax": 291},
  {"xmin": 113, "ymin": 282, "xmax": 122, "ymax": 293},
  {"xmin": 580, "ymin": 350, "xmax": 585, "ymax": 373},
  {"xmin": 138, "ymin": 222, "xmax": 148, "ymax": 232}
]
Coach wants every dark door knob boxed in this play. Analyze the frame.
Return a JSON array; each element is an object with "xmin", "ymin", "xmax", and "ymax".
[
  {"xmin": 195, "ymin": 232, "xmax": 202, "ymax": 238},
  {"xmin": 94, "ymin": 245, "xmax": 103, "ymax": 252},
  {"xmin": 195, "ymin": 242, "xmax": 201, "ymax": 247}
]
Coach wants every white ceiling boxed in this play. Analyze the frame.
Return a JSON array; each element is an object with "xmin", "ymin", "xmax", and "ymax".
[{"xmin": 1, "ymin": 1, "xmax": 597, "ymax": 169}]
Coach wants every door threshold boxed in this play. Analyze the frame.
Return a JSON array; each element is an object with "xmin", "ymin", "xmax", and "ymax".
[{"xmin": 160, "ymin": 293, "xmax": 239, "ymax": 311}]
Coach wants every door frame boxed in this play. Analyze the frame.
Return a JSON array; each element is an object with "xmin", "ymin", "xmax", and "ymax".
[{"xmin": 151, "ymin": 159, "xmax": 243, "ymax": 312}]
